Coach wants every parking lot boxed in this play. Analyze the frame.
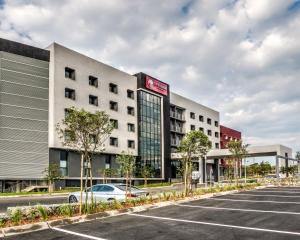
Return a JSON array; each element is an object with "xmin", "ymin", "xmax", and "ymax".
[{"xmin": 5, "ymin": 186, "xmax": 300, "ymax": 240}]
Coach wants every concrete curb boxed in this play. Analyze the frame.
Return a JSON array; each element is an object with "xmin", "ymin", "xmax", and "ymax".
[{"xmin": 0, "ymin": 185, "xmax": 266, "ymax": 238}]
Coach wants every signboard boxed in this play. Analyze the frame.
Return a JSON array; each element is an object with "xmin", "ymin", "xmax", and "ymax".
[{"xmin": 145, "ymin": 75, "xmax": 168, "ymax": 96}]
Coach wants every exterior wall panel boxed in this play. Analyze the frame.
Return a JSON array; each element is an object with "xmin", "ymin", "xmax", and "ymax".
[{"xmin": 0, "ymin": 48, "xmax": 49, "ymax": 180}]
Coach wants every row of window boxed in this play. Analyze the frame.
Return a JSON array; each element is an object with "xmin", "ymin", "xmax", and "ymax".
[
  {"xmin": 65, "ymin": 67, "xmax": 135, "ymax": 99},
  {"xmin": 190, "ymin": 125, "xmax": 219, "ymax": 138},
  {"xmin": 109, "ymin": 137, "xmax": 135, "ymax": 149},
  {"xmin": 110, "ymin": 119, "xmax": 135, "ymax": 132},
  {"xmin": 190, "ymin": 112, "xmax": 218, "ymax": 127},
  {"xmin": 65, "ymin": 88, "xmax": 135, "ymax": 114}
]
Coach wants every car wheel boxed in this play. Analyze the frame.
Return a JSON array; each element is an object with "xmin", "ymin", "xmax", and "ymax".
[{"xmin": 69, "ymin": 195, "xmax": 78, "ymax": 203}]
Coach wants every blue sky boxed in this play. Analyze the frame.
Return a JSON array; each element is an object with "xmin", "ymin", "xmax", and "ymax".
[{"xmin": 0, "ymin": 0, "xmax": 299, "ymax": 155}]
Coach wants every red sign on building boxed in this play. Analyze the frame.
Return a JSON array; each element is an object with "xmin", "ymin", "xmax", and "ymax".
[{"xmin": 145, "ymin": 75, "xmax": 168, "ymax": 96}]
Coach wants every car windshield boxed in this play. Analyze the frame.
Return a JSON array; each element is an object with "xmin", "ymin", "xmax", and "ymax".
[{"xmin": 115, "ymin": 185, "xmax": 141, "ymax": 191}]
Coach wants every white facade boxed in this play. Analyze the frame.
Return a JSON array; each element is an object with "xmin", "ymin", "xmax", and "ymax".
[
  {"xmin": 170, "ymin": 92, "xmax": 220, "ymax": 150},
  {"xmin": 47, "ymin": 43, "xmax": 138, "ymax": 155}
]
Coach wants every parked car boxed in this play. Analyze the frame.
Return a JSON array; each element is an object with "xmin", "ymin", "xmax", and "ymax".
[{"xmin": 68, "ymin": 183, "xmax": 149, "ymax": 203}]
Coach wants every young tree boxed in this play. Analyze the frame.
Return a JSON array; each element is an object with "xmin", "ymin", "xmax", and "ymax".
[
  {"xmin": 98, "ymin": 168, "xmax": 118, "ymax": 183},
  {"xmin": 227, "ymin": 140, "xmax": 249, "ymax": 185},
  {"xmin": 258, "ymin": 161, "xmax": 272, "ymax": 177},
  {"xmin": 177, "ymin": 130, "xmax": 211, "ymax": 196},
  {"xmin": 116, "ymin": 151, "xmax": 135, "ymax": 200},
  {"xmin": 141, "ymin": 165, "xmax": 154, "ymax": 187},
  {"xmin": 56, "ymin": 107, "xmax": 113, "ymax": 214},
  {"xmin": 43, "ymin": 163, "xmax": 63, "ymax": 193}
]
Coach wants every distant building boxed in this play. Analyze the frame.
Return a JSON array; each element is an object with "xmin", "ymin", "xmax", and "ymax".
[{"xmin": 220, "ymin": 125, "xmax": 242, "ymax": 149}]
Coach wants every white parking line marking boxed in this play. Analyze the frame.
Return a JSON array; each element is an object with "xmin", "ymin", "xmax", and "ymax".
[
  {"xmin": 51, "ymin": 226, "xmax": 107, "ymax": 240},
  {"xmin": 129, "ymin": 213, "xmax": 300, "ymax": 236},
  {"xmin": 233, "ymin": 193, "xmax": 300, "ymax": 198},
  {"xmin": 250, "ymin": 190, "xmax": 300, "ymax": 194},
  {"xmin": 176, "ymin": 204, "xmax": 300, "ymax": 215},
  {"xmin": 208, "ymin": 198, "xmax": 300, "ymax": 204}
]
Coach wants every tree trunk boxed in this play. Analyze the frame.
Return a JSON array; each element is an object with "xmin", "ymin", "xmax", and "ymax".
[
  {"xmin": 84, "ymin": 155, "xmax": 89, "ymax": 210},
  {"xmin": 144, "ymin": 177, "xmax": 147, "ymax": 187},
  {"xmin": 48, "ymin": 180, "xmax": 54, "ymax": 193},
  {"xmin": 125, "ymin": 171, "xmax": 128, "ymax": 201},
  {"xmin": 79, "ymin": 154, "xmax": 84, "ymax": 215},
  {"xmin": 89, "ymin": 156, "xmax": 94, "ymax": 207}
]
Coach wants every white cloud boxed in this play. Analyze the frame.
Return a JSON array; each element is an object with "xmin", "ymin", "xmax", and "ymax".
[{"xmin": 0, "ymin": 0, "xmax": 299, "ymax": 154}]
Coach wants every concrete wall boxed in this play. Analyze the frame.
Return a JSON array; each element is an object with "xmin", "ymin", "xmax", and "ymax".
[
  {"xmin": 170, "ymin": 92, "xmax": 220, "ymax": 149},
  {"xmin": 47, "ymin": 43, "xmax": 138, "ymax": 156}
]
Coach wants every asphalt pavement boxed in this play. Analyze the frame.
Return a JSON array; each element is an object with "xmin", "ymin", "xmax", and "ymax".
[
  {"xmin": 0, "ymin": 195, "xmax": 68, "ymax": 213},
  {"xmin": 4, "ymin": 186, "xmax": 300, "ymax": 240}
]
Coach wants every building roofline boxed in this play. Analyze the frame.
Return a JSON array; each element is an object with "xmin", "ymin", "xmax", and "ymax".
[{"xmin": 0, "ymin": 38, "xmax": 50, "ymax": 62}]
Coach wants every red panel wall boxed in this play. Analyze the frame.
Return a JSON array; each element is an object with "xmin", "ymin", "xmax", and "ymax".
[{"xmin": 220, "ymin": 125, "xmax": 242, "ymax": 149}]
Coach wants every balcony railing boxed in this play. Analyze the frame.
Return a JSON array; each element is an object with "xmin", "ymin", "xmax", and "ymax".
[
  {"xmin": 171, "ymin": 139, "xmax": 181, "ymax": 146},
  {"xmin": 170, "ymin": 125, "xmax": 185, "ymax": 134},
  {"xmin": 170, "ymin": 111, "xmax": 185, "ymax": 121}
]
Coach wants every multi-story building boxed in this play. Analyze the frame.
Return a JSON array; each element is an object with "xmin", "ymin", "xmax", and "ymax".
[
  {"xmin": 0, "ymin": 38, "xmax": 224, "ymax": 191},
  {"xmin": 220, "ymin": 125, "xmax": 242, "ymax": 149},
  {"xmin": 169, "ymin": 93, "xmax": 220, "ymax": 180}
]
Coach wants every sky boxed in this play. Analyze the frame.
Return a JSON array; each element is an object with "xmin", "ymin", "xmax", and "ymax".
[{"xmin": 0, "ymin": 0, "xmax": 299, "ymax": 155}]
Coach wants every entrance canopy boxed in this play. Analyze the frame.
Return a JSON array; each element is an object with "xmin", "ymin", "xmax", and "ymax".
[{"xmin": 207, "ymin": 144, "xmax": 293, "ymax": 160}]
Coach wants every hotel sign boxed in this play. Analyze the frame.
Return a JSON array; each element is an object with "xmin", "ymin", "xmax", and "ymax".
[{"xmin": 145, "ymin": 76, "xmax": 168, "ymax": 96}]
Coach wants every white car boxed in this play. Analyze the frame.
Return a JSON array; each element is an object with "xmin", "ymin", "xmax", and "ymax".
[{"xmin": 68, "ymin": 183, "xmax": 148, "ymax": 203}]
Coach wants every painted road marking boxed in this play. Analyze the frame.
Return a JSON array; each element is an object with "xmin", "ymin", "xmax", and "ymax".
[
  {"xmin": 232, "ymin": 193, "xmax": 300, "ymax": 198},
  {"xmin": 129, "ymin": 213, "xmax": 300, "ymax": 236},
  {"xmin": 250, "ymin": 190, "xmax": 300, "ymax": 194},
  {"xmin": 51, "ymin": 226, "xmax": 107, "ymax": 240},
  {"xmin": 208, "ymin": 198, "xmax": 300, "ymax": 204},
  {"xmin": 176, "ymin": 204, "xmax": 300, "ymax": 215}
]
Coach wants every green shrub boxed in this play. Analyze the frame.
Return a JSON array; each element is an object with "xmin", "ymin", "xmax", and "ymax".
[
  {"xmin": 110, "ymin": 199, "xmax": 122, "ymax": 210},
  {"xmin": 11, "ymin": 208, "xmax": 22, "ymax": 225},
  {"xmin": 28, "ymin": 207, "xmax": 39, "ymax": 221},
  {"xmin": 0, "ymin": 217, "xmax": 7, "ymax": 228},
  {"xmin": 58, "ymin": 204, "xmax": 73, "ymax": 217},
  {"xmin": 97, "ymin": 201, "xmax": 109, "ymax": 211},
  {"xmin": 37, "ymin": 206, "xmax": 48, "ymax": 221}
]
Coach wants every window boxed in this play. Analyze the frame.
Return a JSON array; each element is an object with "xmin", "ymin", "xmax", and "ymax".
[
  {"xmin": 207, "ymin": 118, "xmax": 212, "ymax": 125},
  {"xmin": 105, "ymin": 155, "xmax": 111, "ymax": 169},
  {"xmin": 190, "ymin": 125, "xmax": 195, "ymax": 131},
  {"xmin": 215, "ymin": 143, "xmax": 220, "ymax": 149},
  {"xmin": 110, "ymin": 119, "xmax": 118, "ymax": 129},
  {"xmin": 215, "ymin": 132, "xmax": 219, "ymax": 138},
  {"xmin": 199, "ymin": 127, "xmax": 204, "ymax": 132},
  {"xmin": 127, "ymin": 106, "xmax": 134, "ymax": 116},
  {"xmin": 110, "ymin": 137, "xmax": 118, "ymax": 147},
  {"xmin": 60, "ymin": 151, "xmax": 68, "ymax": 176},
  {"xmin": 215, "ymin": 121, "xmax": 219, "ymax": 127},
  {"xmin": 64, "ymin": 108, "xmax": 72, "ymax": 118},
  {"xmin": 127, "ymin": 90, "xmax": 134, "ymax": 99},
  {"xmin": 199, "ymin": 115, "xmax": 204, "ymax": 122},
  {"xmin": 128, "ymin": 123, "xmax": 135, "ymax": 132},
  {"xmin": 89, "ymin": 76, "xmax": 98, "ymax": 87},
  {"xmin": 190, "ymin": 112, "xmax": 195, "ymax": 119},
  {"xmin": 128, "ymin": 140, "xmax": 135, "ymax": 149},
  {"xmin": 109, "ymin": 83, "xmax": 118, "ymax": 94},
  {"xmin": 110, "ymin": 101, "xmax": 118, "ymax": 111},
  {"xmin": 89, "ymin": 134, "xmax": 96, "ymax": 143},
  {"xmin": 65, "ymin": 88, "xmax": 75, "ymax": 100},
  {"xmin": 65, "ymin": 67, "xmax": 75, "ymax": 80},
  {"xmin": 64, "ymin": 130, "xmax": 73, "ymax": 141},
  {"xmin": 89, "ymin": 95, "xmax": 98, "ymax": 106},
  {"xmin": 207, "ymin": 129, "xmax": 212, "ymax": 136}
]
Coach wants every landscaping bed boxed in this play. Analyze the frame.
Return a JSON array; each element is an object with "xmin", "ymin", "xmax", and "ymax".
[{"xmin": 0, "ymin": 183, "xmax": 264, "ymax": 231}]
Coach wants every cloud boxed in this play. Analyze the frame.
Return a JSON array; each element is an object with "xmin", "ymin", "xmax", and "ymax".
[{"xmin": 0, "ymin": 0, "xmax": 299, "ymax": 155}]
